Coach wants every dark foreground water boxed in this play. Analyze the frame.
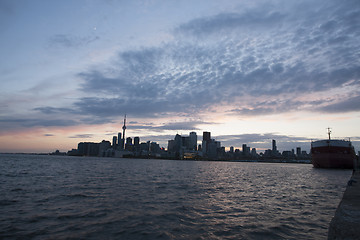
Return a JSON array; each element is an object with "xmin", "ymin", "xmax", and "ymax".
[{"xmin": 0, "ymin": 154, "xmax": 352, "ymax": 239}]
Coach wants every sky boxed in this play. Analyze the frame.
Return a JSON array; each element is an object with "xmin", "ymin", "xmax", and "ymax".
[{"xmin": 1, "ymin": 0, "xmax": 360, "ymax": 153}]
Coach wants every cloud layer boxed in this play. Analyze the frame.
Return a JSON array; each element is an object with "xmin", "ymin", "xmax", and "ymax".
[
  {"xmin": 68, "ymin": 0, "xmax": 360, "ymax": 122},
  {"xmin": 2, "ymin": 0, "xmax": 360, "ymax": 134}
]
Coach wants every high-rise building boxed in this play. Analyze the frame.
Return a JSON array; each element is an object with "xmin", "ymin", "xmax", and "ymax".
[
  {"xmin": 272, "ymin": 139, "xmax": 277, "ymax": 152},
  {"xmin": 296, "ymin": 147, "xmax": 301, "ymax": 156},
  {"xmin": 251, "ymin": 148, "xmax": 257, "ymax": 156},
  {"xmin": 230, "ymin": 146, "xmax": 234, "ymax": 153},
  {"xmin": 202, "ymin": 131, "xmax": 211, "ymax": 154},
  {"xmin": 126, "ymin": 137, "xmax": 132, "ymax": 145},
  {"xmin": 202, "ymin": 140, "xmax": 207, "ymax": 153},
  {"xmin": 125, "ymin": 137, "xmax": 133, "ymax": 151},
  {"xmin": 203, "ymin": 131, "xmax": 211, "ymax": 142},
  {"xmin": 242, "ymin": 144, "xmax": 250, "ymax": 156},
  {"xmin": 189, "ymin": 132, "xmax": 197, "ymax": 151},
  {"xmin": 118, "ymin": 132, "xmax": 122, "ymax": 146},
  {"xmin": 168, "ymin": 140, "xmax": 176, "ymax": 152},
  {"xmin": 112, "ymin": 136, "xmax": 117, "ymax": 148},
  {"xmin": 134, "ymin": 137, "xmax": 140, "ymax": 146},
  {"xmin": 99, "ymin": 140, "xmax": 111, "ymax": 157}
]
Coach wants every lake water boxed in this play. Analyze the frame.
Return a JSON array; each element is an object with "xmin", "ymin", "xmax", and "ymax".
[{"xmin": 0, "ymin": 154, "xmax": 352, "ymax": 239}]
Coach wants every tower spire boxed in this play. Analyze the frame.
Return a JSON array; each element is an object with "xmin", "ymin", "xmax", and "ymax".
[{"xmin": 122, "ymin": 114, "xmax": 127, "ymax": 149}]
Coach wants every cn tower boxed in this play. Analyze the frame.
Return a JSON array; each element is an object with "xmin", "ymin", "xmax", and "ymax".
[{"xmin": 122, "ymin": 114, "xmax": 126, "ymax": 149}]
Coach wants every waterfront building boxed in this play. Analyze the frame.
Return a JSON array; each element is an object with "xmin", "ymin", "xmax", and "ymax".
[
  {"xmin": 77, "ymin": 142, "xmax": 100, "ymax": 156},
  {"xmin": 118, "ymin": 133, "xmax": 122, "ymax": 147},
  {"xmin": 134, "ymin": 137, "xmax": 140, "ymax": 146},
  {"xmin": 189, "ymin": 132, "xmax": 197, "ymax": 151},
  {"xmin": 202, "ymin": 131, "xmax": 211, "ymax": 156},
  {"xmin": 182, "ymin": 136, "xmax": 190, "ymax": 150},
  {"xmin": 150, "ymin": 142, "xmax": 161, "ymax": 154},
  {"xmin": 272, "ymin": 139, "xmax": 277, "ymax": 152},
  {"xmin": 251, "ymin": 148, "xmax": 257, "ymax": 156},
  {"xmin": 99, "ymin": 140, "xmax": 111, "ymax": 157},
  {"xmin": 112, "ymin": 136, "xmax": 117, "ymax": 148},
  {"xmin": 207, "ymin": 140, "xmax": 219, "ymax": 159},
  {"xmin": 242, "ymin": 144, "xmax": 250, "ymax": 156},
  {"xmin": 282, "ymin": 150, "xmax": 295, "ymax": 159},
  {"xmin": 168, "ymin": 139, "xmax": 176, "ymax": 152},
  {"xmin": 126, "ymin": 137, "xmax": 132, "ymax": 145},
  {"xmin": 203, "ymin": 131, "xmax": 211, "ymax": 142},
  {"xmin": 125, "ymin": 137, "xmax": 133, "ymax": 150},
  {"xmin": 230, "ymin": 146, "xmax": 234, "ymax": 153}
]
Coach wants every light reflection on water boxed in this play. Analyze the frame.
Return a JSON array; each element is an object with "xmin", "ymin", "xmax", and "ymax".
[{"xmin": 0, "ymin": 154, "xmax": 351, "ymax": 239}]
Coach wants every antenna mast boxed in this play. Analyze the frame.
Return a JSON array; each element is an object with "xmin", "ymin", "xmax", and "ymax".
[{"xmin": 327, "ymin": 127, "xmax": 331, "ymax": 140}]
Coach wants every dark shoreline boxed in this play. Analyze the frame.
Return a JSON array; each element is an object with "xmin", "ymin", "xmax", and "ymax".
[{"xmin": 0, "ymin": 152, "xmax": 312, "ymax": 164}]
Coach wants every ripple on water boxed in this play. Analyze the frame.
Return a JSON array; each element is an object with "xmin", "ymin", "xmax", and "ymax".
[{"xmin": 0, "ymin": 155, "xmax": 352, "ymax": 240}]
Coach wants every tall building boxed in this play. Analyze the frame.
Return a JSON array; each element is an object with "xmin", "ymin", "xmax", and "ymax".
[
  {"xmin": 99, "ymin": 140, "xmax": 111, "ymax": 157},
  {"xmin": 230, "ymin": 146, "xmax": 234, "ymax": 153},
  {"xmin": 125, "ymin": 137, "xmax": 132, "ymax": 150},
  {"xmin": 168, "ymin": 140, "xmax": 176, "ymax": 152},
  {"xmin": 112, "ymin": 136, "xmax": 117, "ymax": 148},
  {"xmin": 296, "ymin": 147, "xmax": 301, "ymax": 156},
  {"xmin": 202, "ymin": 131, "xmax": 211, "ymax": 154},
  {"xmin": 134, "ymin": 137, "xmax": 140, "ymax": 146},
  {"xmin": 118, "ymin": 132, "xmax": 122, "ymax": 146},
  {"xmin": 126, "ymin": 137, "xmax": 132, "ymax": 145},
  {"xmin": 272, "ymin": 139, "xmax": 277, "ymax": 152},
  {"xmin": 174, "ymin": 134, "xmax": 182, "ymax": 152},
  {"xmin": 189, "ymin": 132, "xmax": 197, "ymax": 151},
  {"xmin": 242, "ymin": 144, "xmax": 250, "ymax": 156},
  {"xmin": 251, "ymin": 148, "xmax": 257, "ymax": 156},
  {"xmin": 203, "ymin": 131, "xmax": 211, "ymax": 142},
  {"xmin": 78, "ymin": 142, "xmax": 99, "ymax": 156}
]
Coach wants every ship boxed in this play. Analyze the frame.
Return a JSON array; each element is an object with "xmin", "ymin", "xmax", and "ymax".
[{"xmin": 311, "ymin": 128, "xmax": 356, "ymax": 168}]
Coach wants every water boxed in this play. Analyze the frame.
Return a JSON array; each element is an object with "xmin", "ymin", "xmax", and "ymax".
[{"xmin": 0, "ymin": 154, "xmax": 351, "ymax": 239}]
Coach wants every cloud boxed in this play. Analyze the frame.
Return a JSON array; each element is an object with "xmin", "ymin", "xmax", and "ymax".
[
  {"xmin": 316, "ymin": 94, "xmax": 360, "ymax": 113},
  {"xmin": 175, "ymin": 10, "xmax": 285, "ymax": 37},
  {"xmin": 23, "ymin": 0, "xmax": 360, "ymax": 129},
  {"xmin": 72, "ymin": 0, "xmax": 359, "ymax": 120},
  {"xmin": 130, "ymin": 120, "xmax": 214, "ymax": 131},
  {"xmin": 69, "ymin": 134, "xmax": 94, "ymax": 139},
  {"xmin": 33, "ymin": 106, "xmax": 75, "ymax": 115},
  {"xmin": 0, "ymin": 117, "xmax": 80, "ymax": 134},
  {"xmin": 49, "ymin": 34, "xmax": 99, "ymax": 48}
]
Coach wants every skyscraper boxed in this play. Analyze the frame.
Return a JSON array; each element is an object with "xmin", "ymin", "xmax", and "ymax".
[
  {"xmin": 189, "ymin": 132, "xmax": 197, "ymax": 150},
  {"xmin": 112, "ymin": 136, "xmax": 117, "ymax": 148},
  {"xmin": 272, "ymin": 139, "xmax": 277, "ymax": 152},
  {"xmin": 134, "ymin": 137, "xmax": 140, "ymax": 146},
  {"xmin": 118, "ymin": 132, "xmax": 122, "ymax": 146},
  {"xmin": 203, "ymin": 131, "xmax": 211, "ymax": 142}
]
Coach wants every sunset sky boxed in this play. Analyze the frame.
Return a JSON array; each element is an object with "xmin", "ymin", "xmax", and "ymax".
[{"xmin": 1, "ymin": 0, "xmax": 359, "ymax": 153}]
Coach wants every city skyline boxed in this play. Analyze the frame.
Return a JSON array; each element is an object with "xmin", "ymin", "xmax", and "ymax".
[
  {"xmin": 1, "ymin": 0, "xmax": 360, "ymax": 153},
  {"xmin": 67, "ymin": 128, "xmax": 316, "ymax": 156},
  {"xmin": 67, "ymin": 130, "xmax": 311, "ymax": 161}
]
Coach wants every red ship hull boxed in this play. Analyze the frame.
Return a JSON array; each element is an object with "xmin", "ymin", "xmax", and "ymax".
[{"xmin": 311, "ymin": 140, "xmax": 356, "ymax": 169}]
